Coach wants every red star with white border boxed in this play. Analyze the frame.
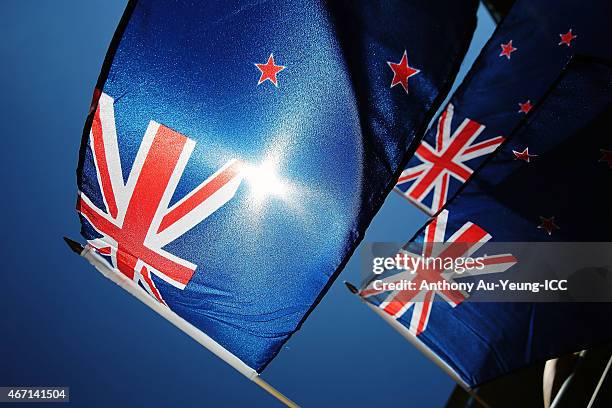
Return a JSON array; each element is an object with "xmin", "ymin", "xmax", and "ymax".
[
  {"xmin": 558, "ymin": 29, "xmax": 577, "ymax": 47},
  {"xmin": 513, "ymin": 147, "xmax": 538, "ymax": 163},
  {"xmin": 538, "ymin": 216, "xmax": 560, "ymax": 236},
  {"xmin": 387, "ymin": 50, "xmax": 420, "ymax": 94},
  {"xmin": 518, "ymin": 100, "xmax": 533, "ymax": 114},
  {"xmin": 499, "ymin": 40, "xmax": 517, "ymax": 59},
  {"xmin": 599, "ymin": 149, "xmax": 612, "ymax": 168},
  {"xmin": 255, "ymin": 54, "xmax": 285, "ymax": 87}
]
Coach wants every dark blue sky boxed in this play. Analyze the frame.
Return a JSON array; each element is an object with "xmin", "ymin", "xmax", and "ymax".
[{"xmin": 0, "ymin": 1, "xmax": 493, "ymax": 406}]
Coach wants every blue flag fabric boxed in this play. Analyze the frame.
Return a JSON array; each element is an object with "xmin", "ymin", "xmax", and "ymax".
[
  {"xmin": 395, "ymin": 0, "xmax": 612, "ymax": 216},
  {"xmin": 361, "ymin": 58, "xmax": 612, "ymax": 386},
  {"xmin": 75, "ymin": 0, "xmax": 478, "ymax": 372}
]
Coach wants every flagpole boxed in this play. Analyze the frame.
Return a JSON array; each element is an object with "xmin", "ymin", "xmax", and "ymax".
[
  {"xmin": 252, "ymin": 376, "xmax": 299, "ymax": 408},
  {"xmin": 63, "ymin": 237, "xmax": 299, "ymax": 408},
  {"xmin": 587, "ymin": 354, "xmax": 612, "ymax": 408},
  {"xmin": 344, "ymin": 281, "xmax": 491, "ymax": 408}
]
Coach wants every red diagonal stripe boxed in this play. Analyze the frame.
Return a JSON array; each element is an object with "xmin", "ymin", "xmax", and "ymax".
[
  {"xmin": 463, "ymin": 136, "xmax": 505, "ymax": 156},
  {"xmin": 398, "ymin": 168, "xmax": 425, "ymax": 183},
  {"xmin": 481, "ymin": 254, "xmax": 517, "ymax": 265},
  {"xmin": 158, "ymin": 160, "xmax": 243, "ymax": 233},
  {"xmin": 77, "ymin": 197, "xmax": 120, "ymax": 238}
]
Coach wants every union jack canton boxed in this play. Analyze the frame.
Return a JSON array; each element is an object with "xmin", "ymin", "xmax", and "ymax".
[
  {"xmin": 395, "ymin": 104, "xmax": 504, "ymax": 215},
  {"xmin": 77, "ymin": 93, "xmax": 244, "ymax": 304},
  {"xmin": 360, "ymin": 210, "xmax": 516, "ymax": 336}
]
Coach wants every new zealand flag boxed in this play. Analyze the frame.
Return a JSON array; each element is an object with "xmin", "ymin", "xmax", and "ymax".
[
  {"xmin": 75, "ymin": 0, "xmax": 479, "ymax": 374},
  {"xmin": 395, "ymin": 0, "xmax": 612, "ymax": 216},
  {"xmin": 362, "ymin": 0, "xmax": 612, "ymax": 387}
]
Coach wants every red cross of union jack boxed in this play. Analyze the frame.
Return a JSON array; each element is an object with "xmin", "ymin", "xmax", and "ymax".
[
  {"xmin": 395, "ymin": 104, "xmax": 505, "ymax": 215},
  {"xmin": 360, "ymin": 210, "xmax": 517, "ymax": 336},
  {"xmin": 77, "ymin": 92, "xmax": 244, "ymax": 304}
]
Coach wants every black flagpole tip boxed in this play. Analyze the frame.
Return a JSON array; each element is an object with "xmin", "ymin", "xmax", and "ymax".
[
  {"xmin": 63, "ymin": 236, "xmax": 84, "ymax": 254},
  {"xmin": 343, "ymin": 281, "xmax": 359, "ymax": 295}
]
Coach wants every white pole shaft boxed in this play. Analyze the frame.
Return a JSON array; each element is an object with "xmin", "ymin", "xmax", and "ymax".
[
  {"xmin": 587, "ymin": 355, "xmax": 612, "ymax": 408},
  {"xmin": 80, "ymin": 246, "xmax": 299, "ymax": 407},
  {"xmin": 253, "ymin": 376, "xmax": 299, "ymax": 408}
]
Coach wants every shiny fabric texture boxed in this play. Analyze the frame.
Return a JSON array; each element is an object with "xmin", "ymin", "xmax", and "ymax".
[{"xmin": 76, "ymin": 0, "xmax": 478, "ymax": 372}]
